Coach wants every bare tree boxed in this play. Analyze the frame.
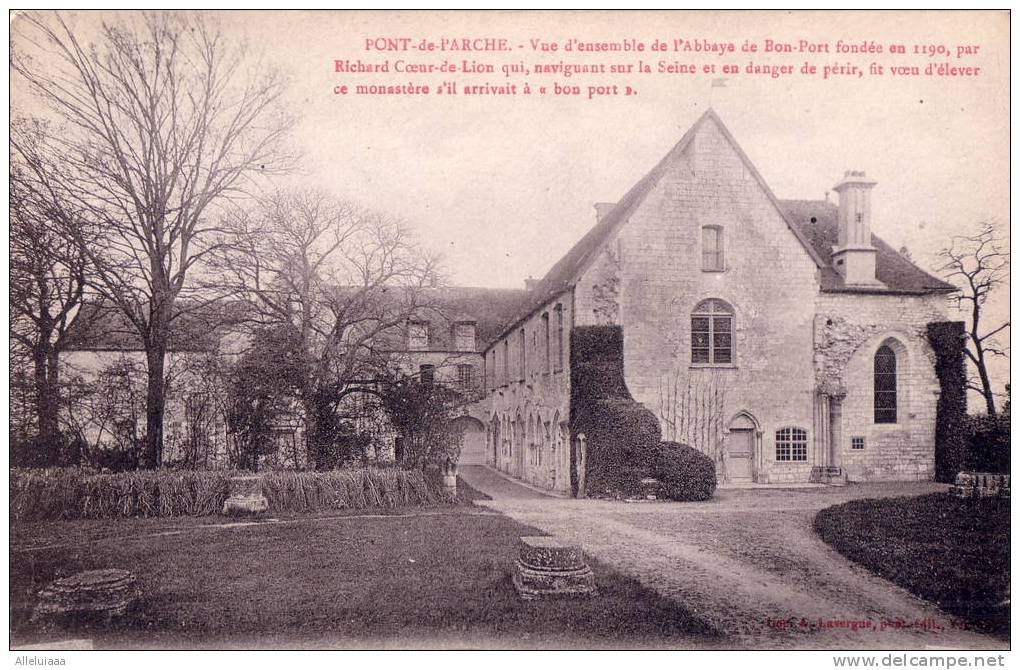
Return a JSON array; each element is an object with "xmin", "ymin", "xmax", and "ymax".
[
  {"xmin": 939, "ymin": 221, "xmax": 1010, "ymax": 415},
  {"xmin": 213, "ymin": 189, "xmax": 441, "ymax": 469},
  {"xmin": 12, "ymin": 11, "xmax": 295, "ymax": 467},
  {"xmin": 9, "ymin": 118, "xmax": 90, "ymax": 461}
]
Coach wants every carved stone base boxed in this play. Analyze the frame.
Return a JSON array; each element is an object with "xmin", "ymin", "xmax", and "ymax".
[
  {"xmin": 810, "ymin": 466, "xmax": 847, "ymax": 486},
  {"xmin": 951, "ymin": 472, "xmax": 1010, "ymax": 498},
  {"xmin": 222, "ymin": 475, "xmax": 269, "ymax": 517},
  {"xmin": 512, "ymin": 536, "xmax": 597, "ymax": 600},
  {"xmin": 32, "ymin": 569, "xmax": 140, "ymax": 622}
]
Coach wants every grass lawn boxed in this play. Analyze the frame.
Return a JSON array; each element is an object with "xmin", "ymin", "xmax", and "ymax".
[
  {"xmin": 11, "ymin": 504, "xmax": 717, "ymax": 649},
  {"xmin": 814, "ymin": 492, "xmax": 1009, "ymax": 638}
]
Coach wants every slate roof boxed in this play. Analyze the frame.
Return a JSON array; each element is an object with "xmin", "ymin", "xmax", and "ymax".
[
  {"xmin": 413, "ymin": 286, "xmax": 528, "ymax": 350},
  {"xmin": 63, "ymin": 287, "xmax": 527, "ymax": 354},
  {"xmin": 779, "ymin": 199, "xmax": 956, "ymax": 295},
  {"xmin": 62, "ymin": 301, "xmax": 247, "ymax": 353}
]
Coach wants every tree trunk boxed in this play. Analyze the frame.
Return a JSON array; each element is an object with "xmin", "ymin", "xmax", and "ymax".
[
  {"xmin": 32, "ymin": 335, "xmax": 61, "ymax": 464},
  {"xmin": 976, "ymin": 347, "xmax": 997, "ymax": 416},
  {"xmin": 302, "ymin": 394, "xmax": 320, "ymax": 470},
  {"xmin": 143, "ymin": 342, "xmax": 168, "ymax": 468}
]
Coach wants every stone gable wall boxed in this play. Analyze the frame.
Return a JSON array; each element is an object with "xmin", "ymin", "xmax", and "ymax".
[{"xmin": 575, "ymin": 116, "xmax": 821, "ymax": 483}]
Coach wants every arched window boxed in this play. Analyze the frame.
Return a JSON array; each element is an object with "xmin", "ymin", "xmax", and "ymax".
[
  {"xmin": 775, "ymin": 427, "xmax": 808, "ymax": 462},
  {"xmin": 874, "ymin": 345, "xmax": 897, "ymax": 423},
  {"xmin": 691, "ymin": 299, "xmax": 734, "ymax": 365}
]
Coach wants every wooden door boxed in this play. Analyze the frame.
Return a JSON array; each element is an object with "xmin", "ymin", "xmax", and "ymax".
[{"xmin": 726, "ymin": 429, "xmax": 754, "ymax": 481}]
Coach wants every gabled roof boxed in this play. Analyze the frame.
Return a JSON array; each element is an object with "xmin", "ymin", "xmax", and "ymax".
[
  {"xmin": 484, "ymin": 110, "xmax": 956, "ymax": 348},
  {"xmin": 486, "ymin": 109, "xmax": 828, "ymax": 347},
  {"xmin": 779, "ymin": 199, "xmax": 956, "ymax": 295}
]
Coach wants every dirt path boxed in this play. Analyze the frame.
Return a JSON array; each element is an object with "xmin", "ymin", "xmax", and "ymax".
[{"xmin": 458, "ymin": 466, "xmax": 1005, "ymax": 650}]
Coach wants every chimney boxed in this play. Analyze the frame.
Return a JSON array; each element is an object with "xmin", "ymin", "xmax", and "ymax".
[
  {"xmin": 524, "ymin": 276, "xmax": 539, "ymax": 291},
  {"xmin": 831, "ymin": 170, "xmax": 882, "ymax": 287},
  {"xmin": 594, "ymin": 202, "xmax": 616, "ymax": 223}
]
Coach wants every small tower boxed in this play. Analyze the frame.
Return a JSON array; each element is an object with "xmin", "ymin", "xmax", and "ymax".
[{"xmin": 831, "ymin": 170, "xmax": 883, "ymax": 287}]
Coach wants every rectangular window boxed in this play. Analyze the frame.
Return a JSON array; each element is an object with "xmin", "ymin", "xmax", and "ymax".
[
  {"xmin": 775, "ymin": 427, "xmax": 808, "ymax": 462},
  {"xmin": 457, "ymin": 364, "xmax": 473, "ymax": 389},
  {"xmin": 542, "ymin": 312, "xmax": 550, "ymax": 374},
  {"xmin": 407, "ymin": 321, "xmax": 429, "ymax": 351},
  {"xmin": 555, "ymin": 304, "xmax": 564, "ymax": 371},
  {"xmin": 518, "ymin": 329, "xmax": 526, "ymax": 381},
  {"xmin": 419, "ymin": 364, "xmax": 435, "ymax": 386},
  {"xmin": 532, "ymin": 329, "xmax": 537, "ymax": 375},
  {"xmin": 851, "ymin": 436, "xmax": 865, "ymax": 450},
  {"xmin": 453, "ymin": 322, "xmax": 476, "ymax": 352},
  {"xmin": 702, "ymin": 226, "xmax": 724, "ymax": 271},
  {"xmin": 502, "ymin": 340, "xmax": 509, "ymax": 385}
]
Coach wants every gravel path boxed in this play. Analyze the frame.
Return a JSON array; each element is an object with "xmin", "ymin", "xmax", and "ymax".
[{"xmin": 459, "ymin": 466, "xmax": 1006, "ymax": 650}]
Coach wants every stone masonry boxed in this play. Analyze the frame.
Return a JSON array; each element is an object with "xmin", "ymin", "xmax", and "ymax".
[{"xmin": 476, "ymin": 111, "xmax": 953, "ymax": 490}]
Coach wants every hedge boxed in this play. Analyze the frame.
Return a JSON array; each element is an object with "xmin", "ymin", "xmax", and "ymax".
[
  {"xmin": 926, "ymin": 321, "xmax": 969, "ymax": 482},
  {"xmin": 654, "ymin": 441, "xmax": 717, "ymax": 501},
  {"xmin": 965, "ymin": 413, "xmax": 1010, "ymax": 473},
  {"xmin": 570, "ymin": 326, "xmax": 661, "ymax": 498},
  {"xmin": 10, "ymin": 467, "xmax": 445, "ymax": 522}
]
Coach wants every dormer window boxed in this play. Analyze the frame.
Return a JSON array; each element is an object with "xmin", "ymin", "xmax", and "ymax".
[
  {"xmin": 407, "ymin": 321, "xmax": 429, "ymax": 351},
  {"xmin": 702, "ymin": 225, "xmax": 724, "ymax": 271},
  {"xmin": 453, "ymin": 322, "xmax": 476, "ymax": 352}
]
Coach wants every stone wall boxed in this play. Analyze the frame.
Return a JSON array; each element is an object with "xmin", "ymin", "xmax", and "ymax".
[
  {"xmin": 815, "ymin": 293, "xmax": 948, "ymax": 481},
  {"xmin": 476, "ymin": 114, "xmax": 950, "ymax": 487},
  {"xmin": 479, "ymin": 293, "xmax": 573, "ymax": 493},
  {"xmin": 574, "ymin": 115, "xmax": 821, "ymax": 484}
]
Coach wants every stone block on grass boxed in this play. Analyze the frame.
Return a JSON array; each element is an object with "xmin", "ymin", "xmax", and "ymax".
[
  {"xmin": 512, "ymin": 536, "xmax": 596, "ymax": 600},
  {"xmin": 222, "ymin": 474, "xmax": 269, "ymax": 517},
  {"xmin": 32, "ymin": 569, "xmax": 140, "ymax": 623}
]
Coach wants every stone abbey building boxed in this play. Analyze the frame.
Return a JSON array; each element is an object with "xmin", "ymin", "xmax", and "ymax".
[
  {"xmin": 62, "ymin": 110, "xmax": 956, "ymax": 489},
  {"xmin": 467, "ymin": 110, "xmax": 955, "ymax": 493}
]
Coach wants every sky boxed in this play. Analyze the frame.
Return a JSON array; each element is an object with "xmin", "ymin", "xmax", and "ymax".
[
  {"xmin": 11, "ymin": 10, "xmax": 1010, "ymax": 392},
  {"xmin": 231, "ymin": 10, "xmax": 1009, "ymax": 292}
]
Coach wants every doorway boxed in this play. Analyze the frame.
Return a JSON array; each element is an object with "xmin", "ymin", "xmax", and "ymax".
[
  {"xmin": 726, "ymin": 413, "xmax": 759, "ymax": 482},
  {"xmin": 451, "ymin": 416, "xmax": 487, "ymax": 465}
]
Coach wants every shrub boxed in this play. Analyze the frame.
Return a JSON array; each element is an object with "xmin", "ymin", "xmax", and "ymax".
[
  {"xmin": 654, "ymin": 441, "xmax": 716, "ymax": 501},
  {"xmin": 10, "ymin": 432, "xmax": 88, "ymax": 469},
  {"xmin": 10, "ymin": 467, "xmax": 445, "ymax": 522},
  {"xmin": 11, "ymin": 434, "xmax": 63, "ymax": 469},
  {"xmin": 965, "ymin": 413, "xmax": 1010, "ymax": 473},
  {"xmin": 260, "ymin": 468, "xmax": 442, "ymax": 512},
  {"xmin": 10, "ymin": 468, "xmax": 233, "ymax": 521}
]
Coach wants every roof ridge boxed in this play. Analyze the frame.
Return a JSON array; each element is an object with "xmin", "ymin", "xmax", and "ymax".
[{"xmin": 482, "ymin": 109, "xmax": 834, "ymax": 349}]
